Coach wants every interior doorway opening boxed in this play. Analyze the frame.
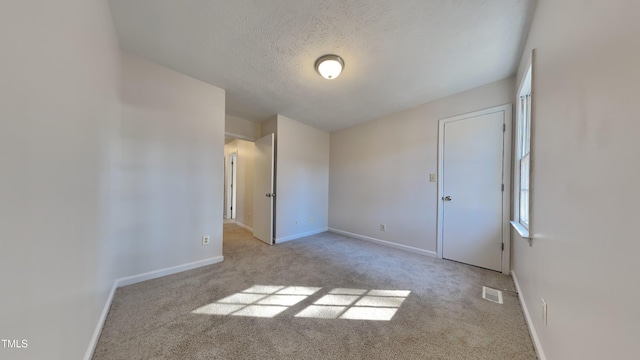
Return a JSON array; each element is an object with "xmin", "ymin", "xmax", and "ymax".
[
  {"xmin": 223, "ymin": 133, "xmax": 275, "ymax": 246},
  {"xmin": 225, "ymin": 152, "xmax": 237, "ymax": 220}
]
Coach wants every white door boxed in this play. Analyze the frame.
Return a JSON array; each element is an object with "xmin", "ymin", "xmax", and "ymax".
[
  {"xmin": 253, "ymin": 133, "xmax": 275, "ymax": 245},
  {"xmin": 440, "ymin": 109, "xmax": 506, "ymax": 271}
]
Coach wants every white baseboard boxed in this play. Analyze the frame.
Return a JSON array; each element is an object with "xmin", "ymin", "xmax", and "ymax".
[
  {"xmin": 116, "ymin": 256, "xmax": 224, "ymax": 287},
  {"xmin": 83, "ymin": 282, "xmax": 118, "ymax": 360},
  {"xmin": 235, "ymin": 221, "xmax": 253, "ymax": 233},
  {"xmin": 328, "ymin": 228, "xmax": 437, "ymax": 257},
  {"xmin": 84, "ymin": 255, "xmax": 224, "ymax": 360},
  {"xmin": 276, "ymin": 228, "xmax": 328, "ymax": 243},
  {"xmin": 511, "ymin": 270, "xmax": 547, "ymax": 360}
]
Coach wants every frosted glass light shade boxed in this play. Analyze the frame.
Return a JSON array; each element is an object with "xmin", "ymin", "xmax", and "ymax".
[{"xmin": 315, "ymin": 55, "xmax": 344, "ymax": 80}]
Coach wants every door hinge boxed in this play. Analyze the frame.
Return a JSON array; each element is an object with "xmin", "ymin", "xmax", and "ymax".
[
  {"xmin": 501, "ymin": 184, "xmax": 504, "ymax": 191},
  {"xmin": 503, "ymin": 124, "xmax": 506, "ymax": 132},
  {"xmin": 501, "ymin": 243, "xmax": 504, "ymax": 251}
]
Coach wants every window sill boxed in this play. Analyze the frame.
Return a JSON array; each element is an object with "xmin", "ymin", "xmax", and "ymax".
[{"xmin": 510, "ymin": 221, "xmax": 531, "ymax": 239}]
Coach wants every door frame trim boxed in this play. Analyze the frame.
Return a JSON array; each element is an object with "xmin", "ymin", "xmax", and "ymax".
[
  {"xmin": 226, "ymin": 151, "xmax": 238, "ymax": 220},
  {"xmin": 436, "ymin": 104, "xmax": 512, "ymax": 274}
]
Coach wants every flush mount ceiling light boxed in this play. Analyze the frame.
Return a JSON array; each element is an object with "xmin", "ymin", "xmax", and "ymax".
[{"xmin": 315, "ymin": 54, "xmax": 344, "ymax": 80}]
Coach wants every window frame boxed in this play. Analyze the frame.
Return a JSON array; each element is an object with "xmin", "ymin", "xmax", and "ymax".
[
  {"xmin": 519, "ymin": 93, "xmax": 531, "ymax": 228},
  {"xmin": 511, "ymin": 50, "xmax": 534, "ymax": 240}
]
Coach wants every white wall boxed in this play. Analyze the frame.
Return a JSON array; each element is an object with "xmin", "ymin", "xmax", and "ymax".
[
  {"xmin": 226, "ymin": 114, "xmax": 260, "ymax": 140},
  {"xmin": 242, "ymin": 114, "xmax": 329, "ymax": 242},
  {"xmin": 224, "ymin": 139, "xmax": 255, "ymax": 229},
  {"xmin": 236, "ymin": 140, "xmax": 255, "ymax": 229},
  {"xmin": 511, "ymin": 1, "xmax": 640, "ymax": 359},
  {"xmin": 0, "ymin": 2, "xmax": 226, "ymax": 359},
  {"xmin": 273, "ymin": 115, "xmax": 330, "ymax": 242},
  {"xmin": 0, "ymin": 1, "xmax": 120, "ymax": 359},
  {"xmin": 110, "ymin": 53, "xmax": 225, "ymax": 278},
  {"xmin": 260, "ymin": 116, "xmax": 278, "ymax": 138},
  {"xmin": 329, "ymin": 78, "xmax": 514, "ymax": 254}
]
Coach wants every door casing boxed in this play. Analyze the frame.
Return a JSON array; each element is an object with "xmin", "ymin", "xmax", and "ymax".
[
  {"xmin": 436, "ymin": 104, "xmax": 512, "ymax": 275},
  {"xmin": 226, "ymin": 152, "xmax": 237, "ymax": 220}
]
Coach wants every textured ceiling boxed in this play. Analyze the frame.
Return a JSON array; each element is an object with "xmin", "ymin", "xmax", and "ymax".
[{"xmin": 109, "ymin": 0, "xmax": 535, "ymax": 132}]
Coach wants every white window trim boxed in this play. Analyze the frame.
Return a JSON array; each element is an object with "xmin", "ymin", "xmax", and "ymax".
[{"xmin": 511, "ymin": 50, "xmax": 535, "ymax": 240}]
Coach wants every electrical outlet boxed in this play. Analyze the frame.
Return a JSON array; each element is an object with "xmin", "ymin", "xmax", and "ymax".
[
  {"xmin": 541, "ymin": 298, "xmax": 547, "ymax": 326},
  {"xmin": 202, "ymin": 235, "xmax": 210, "ymax": 246},
  {"xmin": 309, "ymin": 217, "xmax": 313, "ymax": 224},
  {"xmin": 380, "ymin": 224, "xmax": 386, "ymax": 232},
  {"xmin": 429, "ymin": 173, "xmax": 437, "ymax": 182},
  {"xmin": 295, "ymin": 219, "xmax": 299, "ymax": 225}
]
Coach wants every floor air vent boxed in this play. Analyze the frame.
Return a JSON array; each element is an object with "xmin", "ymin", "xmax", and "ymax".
[{"xmin": 482, "ymin": 286, "xmax": 503, "ymax": 304}]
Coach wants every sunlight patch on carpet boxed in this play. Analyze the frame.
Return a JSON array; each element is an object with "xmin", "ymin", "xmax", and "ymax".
[
  {"xmin": 314, "ymin": 294, "xmax": 360, "ymax": 306},
  {"xmin": 340, "ymin": 307, "xmax": 398, "ymax": 321},
  {"xmin": 296, "ymin": 288, "xmax": 410, "ymax": 321},
  {"xmin": 192, "ymin": 285, "xmax": 320, "ymax": 318},
  {"xmin": 232, "ymin": 305, "xmax": 288, "ymax": 318},
  {"xmin": 295, "ymin": 305, "xmax": 347, "ymax": 319},
  {"xmin": 192, "ymin": 286, "xmax": 410, "ymax": 321}
]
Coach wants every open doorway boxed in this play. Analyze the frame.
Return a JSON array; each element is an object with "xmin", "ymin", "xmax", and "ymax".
[
  {"xmin": 223, "ymin": 138, "xmax": 256, "ymax": 231},
  {"xmin": 224, "ymin": 152, "xmax": 237, "ymax": 220},
  {"xmin": 223, "ymin": 134, "xmax": 275, "ymax": 245}
]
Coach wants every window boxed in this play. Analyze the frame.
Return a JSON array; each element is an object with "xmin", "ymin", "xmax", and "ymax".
[
  {"xmin": 518, "ymin": 91, "xmax": 531, "ymax": 228},
  {"xmin": 512, "ymin": 59, "xmax": 533, "ymax": 238}
]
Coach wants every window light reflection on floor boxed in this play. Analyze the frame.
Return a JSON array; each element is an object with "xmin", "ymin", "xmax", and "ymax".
[
  {"xmin": 295, "ymin": 289, "xmax": 410, "ymax": 321},
  {"xmin": 314, "ymin": 294, "xmax": 360, "ymax": 306},
  {"xmin": 192, "ymin": 285, "xmax": 321, "ymax": 318},
  {"xmin": 192, "ymin": 286, "xmax": 410, "ymax": 321}
]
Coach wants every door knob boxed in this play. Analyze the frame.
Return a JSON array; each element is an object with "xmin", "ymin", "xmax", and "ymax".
[{"xmin": 442, "ymin": 196, "xmax": 452, "ymax": 201}]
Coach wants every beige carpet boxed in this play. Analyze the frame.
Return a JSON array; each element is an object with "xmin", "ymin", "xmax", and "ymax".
[{"xmin": 93, "ymin": 224, "xmax": 536, "ymax": 359}]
